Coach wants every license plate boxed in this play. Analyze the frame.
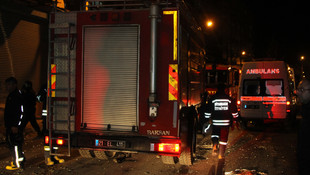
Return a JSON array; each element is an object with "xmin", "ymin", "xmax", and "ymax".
[
  {"xmin": 95, "ymin": 139, "xmax": 126, "ymax": 148},
  {"xmin": 245, "ymin": 105, "xmax": 259, "ymax": 109}
]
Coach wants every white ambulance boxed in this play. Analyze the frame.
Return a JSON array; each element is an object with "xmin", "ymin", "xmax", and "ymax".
[{"xmin": 237, "ymin": 61, "xmax": 296, "ymax": 126}]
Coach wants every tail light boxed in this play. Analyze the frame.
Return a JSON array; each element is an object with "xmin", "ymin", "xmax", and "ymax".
[
  {"xmin": 57, "ymin": 138, "xmax": 64, "ymax": 145},
  {"xmin": 286, "ymin": 101, "xmax": 291, "ymax": 112},
  {"xmin": 158, "ymin": 143, "xmax": 180, "ymax": 153},
  {"xmin": 151, "ymin": 140, "xmax": 181, "ymax": 155},
  {"xmin": 45, "ymin": 136, "xmax": 49, "ymax": 144},
  {"xmin": 44, "ymin": 135, "xmax": 65, "ymax": 145},
  {"xmin": 237, "ymin": 100, "xmax": 241, "ymax": 111}
]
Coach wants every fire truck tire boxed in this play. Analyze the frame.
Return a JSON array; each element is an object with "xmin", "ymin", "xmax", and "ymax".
[
  {"xmin": 105, "ymin": 151, "xmax": 117, "ymax": 158},
  {"xmin": 161, "ymin": 156, "xmax": 177, "ymax": 165},
  {"xmin": 78, "ymin": 149, "xmax": 93, "ymax": 158},
  {"xmin": 94, "ymin": 150, "xmax": 117, "ymax": 160}
]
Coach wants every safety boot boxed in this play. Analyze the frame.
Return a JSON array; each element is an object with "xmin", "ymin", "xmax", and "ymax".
[
  {"xmin": 54, "ymin": 156, "xmax": 65, "ymax": 164},
  {"xmin": 5, "ymin": 163, "xmax": 19, "ymax": 170},
  {"xmin": 218, "ymin": 145, "xmax": 226, "ymax": 159},
  {"xmin": 212, "ymin": 144, "xmax": 218, "ymax": 156},
  {"xmin": 45, "ymin": 157, "xmax": 54, "ymax": 166}
]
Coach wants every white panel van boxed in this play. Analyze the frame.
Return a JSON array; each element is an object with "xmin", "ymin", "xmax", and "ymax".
[{"xmin": 237, "ymin": 61, "xmax": 296, "ymax": 126}]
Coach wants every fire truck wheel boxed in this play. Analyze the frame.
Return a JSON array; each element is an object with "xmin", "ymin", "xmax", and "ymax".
[
  {"xmin": 94, "ymin": 150, "xmax": 117, "ymax": 160},
  {"xmin": 78, "ymin": 149, "xmax": 93, "ymax": 158},
  {"xmin": 161, "ymin": 156, "xmax": 177, "ymax": 165}
]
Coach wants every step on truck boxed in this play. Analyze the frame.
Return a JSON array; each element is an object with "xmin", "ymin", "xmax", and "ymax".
[
  {"xmin": 45, "ymin": 0, "xmax": 207, "ymax": 165},
  {"xmin": 237, "ymin": 61, "xmax": 297, "ymax": 127}
]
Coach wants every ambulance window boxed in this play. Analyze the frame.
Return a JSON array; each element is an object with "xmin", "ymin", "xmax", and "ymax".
[
  {"xmin": 265, "ymin": 80, "xmax": 283, "ymax": 96},
  {"xmin": 243, "ymin": 80, "xmax": 260, "ymax": 96}
]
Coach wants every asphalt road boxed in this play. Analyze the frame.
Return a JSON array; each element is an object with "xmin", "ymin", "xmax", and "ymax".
[{"xmin": 0, "ymin": 109, "xmax": 299, "ymax": 175}]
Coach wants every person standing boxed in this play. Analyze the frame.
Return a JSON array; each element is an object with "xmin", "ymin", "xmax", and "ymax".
[
  {"xmin": 36, "ymin": 84, "xmax": 65, "ymax": 165},
  {"xmin": 296, "ymin": 78, "xmax": 310, "ymax": 175},
  {"xmin": 36, "ymin": 84, "xmax": 47, "ymax": 133},
  {"xmin": 204, "ymin": 83, "xmax": 238, "ymax": 159},
  {"xmin": 4, "ymin": 77, "xmax": 26, "ymax": 170},
  {"xmin": 21, "ymin": 81, "xmax": 42, "ymax": 137}
]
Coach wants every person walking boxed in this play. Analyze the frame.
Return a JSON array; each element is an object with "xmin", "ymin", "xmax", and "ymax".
[
  {"xmin": 296, "ymin": 78, "xmax": 310, "ymax": 175},
  {"xmin": 4, "ymin": 77, "xmax": 26, "ymax": 170},
  {"xmin": 21, "ymin": 81, "xmax": 42, "ymax": 137},
  {"xmin": 36, "ymin": 84, "xmax": 65, "ymax": 165},
  {"xmin": 36, "ymin": 84, "xmax": 47, "ymax": 133},
  {"xmin": 203, "ymin": 83, "xmax": 239, "ymax": 159}
]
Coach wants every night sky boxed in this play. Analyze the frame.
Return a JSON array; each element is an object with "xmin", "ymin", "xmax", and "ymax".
[
  {"xmin": 248, "ymin": 0, "xmax": 310, "ymax": 79},
  {"xmin": 199, "ymin": 0, "xmax": 310, "ymax": 77},
  {"xmin": 248, "ymin": 1, "xmax": 310, "ymax": 65}
]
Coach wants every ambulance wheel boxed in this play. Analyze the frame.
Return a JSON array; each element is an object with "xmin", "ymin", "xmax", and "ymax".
[
  {"xmin": 79, "ymin": 149, "xmax": 93, "ymax": 158},
  {"xmin": 240, "ymin": 119, "xmax": 248, "ymax": 130},
  {"xmin": 161, "ymin": 156, "xmax": 177, "ymax": 164}
]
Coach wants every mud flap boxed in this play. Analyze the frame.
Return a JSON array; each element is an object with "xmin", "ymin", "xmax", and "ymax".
[
  {"xmin": 179, "ymin": 106, "xmax": 197, "ymax": 165},
  {"xmin": 161, "ymin": 156, "xmax": 177, "ymax": 165}
]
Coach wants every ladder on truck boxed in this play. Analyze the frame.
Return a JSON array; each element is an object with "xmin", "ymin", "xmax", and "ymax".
[
  {"xmin": 83, "ymin": 0, "xmax": 177, "ymax": 10},
  {"xmin": 47, "ymin": 22, "xmax": 75, "ymax": 157}
]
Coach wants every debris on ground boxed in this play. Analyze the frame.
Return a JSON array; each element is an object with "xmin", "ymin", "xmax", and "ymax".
[{"xmin": 225, "ymin": 169, "xmax": 268, "ymax": 175}]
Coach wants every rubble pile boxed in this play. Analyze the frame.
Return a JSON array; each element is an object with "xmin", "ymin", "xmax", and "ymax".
[{"xmin": 225, "ymin": 169, "xmax": 268, "ymax": 175}]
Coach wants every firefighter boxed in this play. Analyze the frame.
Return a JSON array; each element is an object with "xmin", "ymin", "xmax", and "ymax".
[
  {"xmin": 21, "ymin": 81, "xmax": 42, "ymax": 137},
  {"xmin": 37, "ymin": 84, "xmax": 65, "ymax": 166},
  {"xmin": 44, "ymin": 146, "xmax": 65, "ymax": 166},
  {"xmin": 203, "ymin": 83, "xmax": 238, "ymax": 159},
  {"xmin": 36, "ymin": 84, "xmax": 47, "ymax": 133},
  {"xmin": 199, "ymin": 91, "xmax": 209, "ymax": 132},
  {"xmin": 4, "ymin": 77, "xmax": 26, "ymax": 170},
  {"xmin": 296, "ymin": 78, "xmax": 310, "ymax": 175}
]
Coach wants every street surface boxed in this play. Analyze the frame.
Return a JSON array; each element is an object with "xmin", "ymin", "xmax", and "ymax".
[{"xmin": 0, "ymin": 109, "xmax": 299, "ymax": 175}]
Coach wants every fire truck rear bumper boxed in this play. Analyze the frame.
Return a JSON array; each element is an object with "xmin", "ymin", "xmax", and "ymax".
[{"xmin": 70, "ymin": 132, "xmax": 181, "ymax": 156}]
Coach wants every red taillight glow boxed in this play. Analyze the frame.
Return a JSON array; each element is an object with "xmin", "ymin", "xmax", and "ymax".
[
  {"xmin": 45, "ymin": 136, "xmax": 49, "ymax": 144},
  {"xmin": 158, "ymin": 143, "xmax": 180, "ymax": 153},
  {"xmin": 57, "ymin": 139, "xmax": 64, "ymax": 145}
]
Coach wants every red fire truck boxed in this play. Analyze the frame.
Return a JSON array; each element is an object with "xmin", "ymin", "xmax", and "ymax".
[
  {"xmin": 204, "ymin": 64, "xmax": 241, "ymax": 99},
  {"xmin": 45, "ymin": 0, "xmax": 206, "ymax": 165}
]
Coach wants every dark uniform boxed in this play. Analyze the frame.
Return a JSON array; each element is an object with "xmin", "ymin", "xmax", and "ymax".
[
  {"xmin": 204, "ymin": 84, "xmax": 238, "ymax": 159},
  {"xmin": 36, "ymin": 84, "xmax": 47, "ymax": 133},
  {"xmin": 297, "ymin": 102, "xmax": 310, "ymax": 175},
  {"xmin": 4, "ymin": 88, "xmax": 26, "ymax": 169},
  {"xmin": 22, "ymin": 81, "xmax": 42, "ymax": 136}
]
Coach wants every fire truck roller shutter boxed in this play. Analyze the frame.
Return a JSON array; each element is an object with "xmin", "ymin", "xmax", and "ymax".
[{"xmin": 82, "ymin": 25, "xmax": 139, "ymax": 131}]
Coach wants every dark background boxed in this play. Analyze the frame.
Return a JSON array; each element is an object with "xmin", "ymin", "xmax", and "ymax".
[
  {"xmin": 1, "ymin": 0, "xmax": 309, "ymax": 79},
  {"xmin": 191, "ymin": 0, "xmax": 310, "ymax": 80}
]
